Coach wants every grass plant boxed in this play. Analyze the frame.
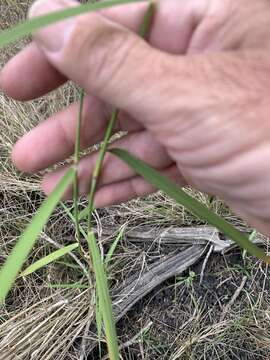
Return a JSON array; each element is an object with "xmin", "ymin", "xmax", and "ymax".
[{"xmin": 0, "ymin": 1, "xmax": 270, "ymax": 359}]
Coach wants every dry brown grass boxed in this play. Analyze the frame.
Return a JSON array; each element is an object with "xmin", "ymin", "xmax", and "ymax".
[{"xmin": 0, "ymin": 1, "xmax": 270, "ymax": 359}]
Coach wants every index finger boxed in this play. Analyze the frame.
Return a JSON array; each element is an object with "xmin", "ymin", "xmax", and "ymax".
[
  {"xmin": 0, "ymin": 43, "xmax": 66, "ymax": 100},
  {"xmin": 0, "ymin": 0, "xmax": 200, "ymax": 100}
]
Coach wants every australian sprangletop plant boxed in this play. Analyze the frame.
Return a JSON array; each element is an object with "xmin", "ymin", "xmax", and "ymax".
[{"xmin": 0, "ymin": 1, "xmax": 270, "ymax": 359}]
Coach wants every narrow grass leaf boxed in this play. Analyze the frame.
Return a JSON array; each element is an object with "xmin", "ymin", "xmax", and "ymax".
[
  {"xmin": 0, "ymin": 0, "xmax": 144, "ymax": 49},
  {"xmin": 139, "ymin": 0, "xmax": 155, "ymax": 37},
  {"xmin": 56, "ymin": 260, "xmax": 81, "ymax": 270},
  {"xmin": 78, "ymin": 206, "xmax": 90, "ymax": 221},
  {"xmin": 110, "ymin": 149, "xmax": 270, "ymax": 264},
  {"xmin": 20, "ymin": 243, "xmax": 79, "ymax": 277},
  {"xmin": 61, "ymin": 202, "xmax": 88, "ymax": 240},
  {"xmin": 104, "ymin": 225, "xmax": 126, "ymax": 269},
  {"xmin": 78, "ymin": 204, "xmax": 96, "ymax": 221},
  {"xmin": 96, "ymin": 293, "xmax": 103, "ymax": 358},
  {"xmin": 87, "ymin": 231, "xmax": 119, "ymax": 360},
  {"xmin": 73, "ymin": 90, "xmax": 85, "ymax": 243},
  {"xmin": 0, "ymin": 168, "xmax": 75, "ymax": 303}
]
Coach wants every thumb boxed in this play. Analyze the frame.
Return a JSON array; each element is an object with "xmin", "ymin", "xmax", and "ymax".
[{"xmin": 29, "ymin": 0, "xmax": 173, "ymax": 122}]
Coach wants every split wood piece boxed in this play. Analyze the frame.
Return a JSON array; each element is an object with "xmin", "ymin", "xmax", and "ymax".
[
  {"xmin": 99, "ymin": 225, "xmax": 267, "ymax": 253},
  {"xmin": 112, "ymin": 244, "xmax": 205, "ymax": 320}
]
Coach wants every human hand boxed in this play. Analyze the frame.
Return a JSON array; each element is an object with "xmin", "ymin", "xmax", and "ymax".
[{"xmin": 2, "ymin": 0, "xmax": 270, "ymax": 236}]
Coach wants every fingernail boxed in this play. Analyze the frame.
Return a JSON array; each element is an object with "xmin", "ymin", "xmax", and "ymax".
[{"xmin": 29, "ymin": 0, "xmax": 78, "ymax": 52}]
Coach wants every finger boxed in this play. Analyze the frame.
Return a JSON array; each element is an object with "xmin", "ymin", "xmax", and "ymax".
[
  {"xmin": 27, "ymin": 0, "xmax": 174, "ymax": 125},
  {"xmin": 0, "ymin": 0, "xmax": 205, "ymax": 101},
  {"xmin": 0, "ymin": 43, "xmax": 66, "ymax": 100},
  {"xmin": 41, "ymin": 130, "xmax": 172, "ymax": 196},
  {"xmin": 12, "ymin": 95, "xmax": 141, "ymax": 172},
  {"xmin": 94, "ymin": 165, "xmax": 185, "ymax": 208}
]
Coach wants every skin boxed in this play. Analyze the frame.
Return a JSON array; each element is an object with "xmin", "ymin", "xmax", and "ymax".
[{"xmin": 1, "ymin": 0, "xmax": 270, "ymax": 236}]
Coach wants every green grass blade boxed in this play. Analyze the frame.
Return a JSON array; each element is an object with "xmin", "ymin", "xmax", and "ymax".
[
  {"xmin": 96, "ymin": 293, "xmax": 103, "ymax": 358},
  {"xmin": 0, "ymin": 168, "xmax": 75, "ymax": 303},
  {"xmin": 110, "ymin": 148, "xmax": 270, "ymax": 264},
  {"xmin": 78, "ymin": 204, "xmax": 96, "ymax": 221},
  {"xmin": 87, "ymin": 231, "xmax": 119, "ymax": 360},
  {"xmin": 0, "ymin": 0, "xmax": 144, "ymax": 49},
  {"xmin": 61, "ymin": 202, "xmax": 88, "ymax": 240},
  {"xmin": 56, "ymin": 260, "xmax": 81, "ymax": 270},
  {"xmin": 104, "ymin": 225, "xmax": 126, "ymax": 269},
  {"xmin": 20, "ymin": 243, "xmax": 79, "ymax": 277},
  {"xmin": 139, "ymin": 0, "xmax": 155, "ymax": 37},
  {"xmin": 73, "ymin": 90, "xmax": 85, "ymax": 243},
  {"xmin": 78, "ymin": 206, "xmax": 90, "ymax": 221}
]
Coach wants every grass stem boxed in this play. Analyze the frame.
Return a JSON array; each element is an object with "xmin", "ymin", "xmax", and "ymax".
[
  {"xmin": 87, "ymin": 109, "xmax": 119, "ymax": 233},
  {"xmin": 73, "ymin": 90, "xmax": 85, "ymax": 243},
  {"xmin": 75, "ymin": 3, "xmax": 155, "ymax": 359},
  {"xmin": 87, "ymin": 1, "xmax": 155, "ymax": 230}
]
